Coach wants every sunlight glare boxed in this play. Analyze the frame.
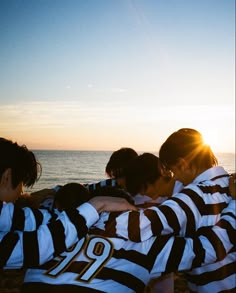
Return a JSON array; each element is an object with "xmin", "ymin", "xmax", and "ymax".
[{"xmin": 201, "ymin": 130, "xmax": 220, "ymax": 153}]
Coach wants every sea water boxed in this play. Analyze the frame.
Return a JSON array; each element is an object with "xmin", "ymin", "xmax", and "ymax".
[{"xmin": 28, "ymin": 150, "xmax": 235, "ymax": 192}]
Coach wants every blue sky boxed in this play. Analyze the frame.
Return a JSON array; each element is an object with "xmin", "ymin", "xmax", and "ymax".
[{"xmin": 0, "ymin": 0, "xmax": 235, "ymax": 152}]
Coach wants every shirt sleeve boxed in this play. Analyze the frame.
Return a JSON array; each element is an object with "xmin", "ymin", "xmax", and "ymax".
[
  {"xmin": 150, "ymin": 200, "xmax": 235, "ymax": 275},
  {"xmin": 0, "ymin": 203, "xmax": 99, "ymax": 269},
  {"xmin": 103, "ymin": 184, "xmax": 230, "ymax": 241}
]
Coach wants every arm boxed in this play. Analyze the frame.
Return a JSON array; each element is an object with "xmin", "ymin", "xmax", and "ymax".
[
  {"xmin": 151, "ymin": 200, "xmax": 235, "ymax": 274},
  {"xmin": 0, "ymin": 202, "xmax": 99, "ymax": 269},
  {"xmin": 101, "ymin": 183, "xmax": 230, "ymax": 241},
  {"xmin": 0, "ymin": 196, "xmax": 136, "ymax": 232}
]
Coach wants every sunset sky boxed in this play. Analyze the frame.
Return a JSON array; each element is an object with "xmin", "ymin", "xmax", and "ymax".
[{"xmin": 0, "ymin": 0, "xmax": 235, "ymax": 153}]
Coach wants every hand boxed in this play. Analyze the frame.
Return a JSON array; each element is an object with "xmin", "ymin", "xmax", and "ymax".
[
  {"xmin": 229, "ymin": 173, "xmax": 236, "ymax": 199},
  {"xmin": 88, "ymin": 196, "xmax": 137, "ymax": 213}
]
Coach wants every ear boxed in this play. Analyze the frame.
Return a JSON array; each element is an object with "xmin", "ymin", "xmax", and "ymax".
[{"xmin": 0, "ymin": 168, "xmax": 12, "ymax": 187}]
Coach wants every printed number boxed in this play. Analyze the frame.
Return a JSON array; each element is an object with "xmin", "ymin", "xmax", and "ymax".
[
  {"xmin": 45, "ymin": 236, "xmax": 113, "ymax": 282},
  {"xmin": 78, "ymin": 236, "xmax": 113, "ymax": 281}
]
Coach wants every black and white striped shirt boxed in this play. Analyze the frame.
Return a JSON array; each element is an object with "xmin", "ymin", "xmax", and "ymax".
[
  {"xmin": 97, "ymin": 166, "xmax": 235, "ymax": 292},
  {"xmin": 0, "ymin": 202, "xmax": 99, "ymax": 268},
  {"xmin": 22, "ymin": 200, "xmax": 235, "ymax": 293}
]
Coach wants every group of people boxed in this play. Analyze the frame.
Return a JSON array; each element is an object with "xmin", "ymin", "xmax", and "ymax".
[{"xmin": 0, "ymin": 128, "xmax": 235, "ymax": 293}]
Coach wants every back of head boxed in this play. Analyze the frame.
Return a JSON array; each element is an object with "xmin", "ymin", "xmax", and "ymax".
[
  {"xmin": 54, "ymin": 183, "xmax": 92, "ymax": 210},
  {"xmin": 159, "ymin": 128, "xmax": 218, "ymax": 170},
  {"xmin": 125, "ymin": 153, "xmax": 163, "ymax": 196},
  {"xmin": 90, "ymin": 185, "xmax": 134, "ymax": 204},
  {"xmin": 0, "ymin": 137, "xmax": 41, "ymax": 188},
  {"xmin": 105, "ymin": 147, "xmax": 138, "ymax": 178}
]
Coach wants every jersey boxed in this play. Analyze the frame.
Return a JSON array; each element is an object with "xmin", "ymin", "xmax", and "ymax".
[
  {"xmin": 0, "ymin": 202, "xmax": 99, "ymax": 268},
  {"xmin": 22, "ymin": 200, "xmax": 235, "ymax": 293},
  {"xmin": 96, "ymin": 166, "xmax": 235, "ymax": 292}
]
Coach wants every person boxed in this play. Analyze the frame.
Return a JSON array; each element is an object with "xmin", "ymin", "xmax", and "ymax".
[
  {"xmin": 97, "ymin": 128, "xmax": 235, "ymax": 292},
  {"xmin": 35, "ymin": 147, "xmax": 138, "ymax": 210},
  {"xmin": 105, "ymin": 147, "xmax": 138, "ymax": 189},
  {"xmin": 21, "ymin": 182, "xmax": 235, "ymax": 293},
  {"xmin": 124, "ymin": 152, "xmax": 184, "ymax": 292},
  {"xmin": 124, "ymin": 152, "xmax": 183, "ymax": 206},
  {"xmin": 0, "ymin": 137, "xmax": 136, "ymax": 269}
]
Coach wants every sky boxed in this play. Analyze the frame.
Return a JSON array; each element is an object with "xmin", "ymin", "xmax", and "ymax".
[{"xmin": 0, "ymin": 0, "xmax": 235, "ymax": 153}]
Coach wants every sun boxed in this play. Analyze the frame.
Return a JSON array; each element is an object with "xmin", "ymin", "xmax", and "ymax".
[{"xmin": 200, "ymin": 129, "xmax": 221, "ymax": 153}]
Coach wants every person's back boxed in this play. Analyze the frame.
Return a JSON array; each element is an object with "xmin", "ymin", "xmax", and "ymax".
[
  {"xmin": 22, "ymin": 182, "xmax": 235, "ymax": 293},
  {"xmin": 22, "ymin": 199, "xmax": 235, "ymax": 293},
  {"xmin": 95, "ymin": 129, "xmax": 235, "ymax": 292}
]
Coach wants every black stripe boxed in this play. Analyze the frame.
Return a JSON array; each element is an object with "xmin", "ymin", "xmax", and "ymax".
[
  {"xmin": 187, "ymin": 261, "xmax": 235, "ymax": 285},
  {"xmin": 0, "ymin": 201, "xmax": 3, "ymax": 213},
  {"xmin": 23, "ymin": 231, "xmax": 39, "ymax": 267},
  {"xmin": 47, "ymin": 220, "xmax": 66, "ymax": 256},
  {"xmin": 0, "ymin": 232, "xmax": 19, "ymax": 268},
  {"xmin": 182, "ymin": 188, "xmax": 227, "ymax": 216},
  {"xmin": 65, "ymin": 209, "xmax": 88, "ymax": 239},
  {"xmin": 143, "ymin": 209, "xmax": 163, "ymax": 238},
  {"xmin": 159, "ymin": 205, "xmax": 181, "ymax": 234},
  {"xmin": 103, "ymin": 212, "xmax": 122, "ymax": 237},
  {"xmin": 22, "ymin": 283, "xmax": 105, "ymax": 293},
  {"xmin": 66, "ymin": 261, "xmax": 145, "ymax": 293},
  {"xmin": 210, "ymin": 174, "xmax": 230, "ymax": 181},
  {"xmin": 97, "ymin": 266, "xmax": 145, "ymax": 292},
  {"xmin": 31, "ymin": 209, "xmax": 44, "ymax": 228},
  {"xmin": 165, "ymin": 237, "xmax": 186, "ymax": 272},
  {"xmin": 39, "ymin": 259, "xmax": 58, "ymax": 270},
  {"xmin": 197, "ymin": 226, "xmax": 226, "ymax": 261},
  {"xmin": 169, "ymin": 197, "xmax": 196, "ymax": 236},
  {"xmin": 199, "ymin": 184, "xmax": 229, "ymax": 196},
  {"xmin": 145, "ymin": 234, "xmax": 173, "ymax": 271},
  {"xmin": 221, "ymin": 212, "xmax": 236, "ymax": 220},
  {"xmin": 128, "ymin": 211, "xmax": 141, "ymax": 242},
  {"xmin": 216, "ymin": 219, "xmax": 236, "ymax": 245},
  {"xmin": 11, "ymin": 207, "xmax": 25, "ymax": 230},
  {"xmin": 192, "ymin": 237, "xmax": 205, "ymax": 268},
  {"xmin": 203, "ymin": 202, "xmax": 228, "ymax": 215}
]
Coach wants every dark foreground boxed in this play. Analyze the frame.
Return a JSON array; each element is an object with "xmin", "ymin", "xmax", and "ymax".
[{"xmin": 0, "ymin": 270, "xmax": 189, "ymax": 292}]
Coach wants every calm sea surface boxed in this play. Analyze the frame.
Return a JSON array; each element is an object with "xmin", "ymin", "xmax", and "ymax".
[{"xmin": 28, "ymin": 150, "xmax": 236, "ymax": 192}]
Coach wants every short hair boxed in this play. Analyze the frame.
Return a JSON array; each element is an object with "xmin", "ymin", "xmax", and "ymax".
[
  {"xmin": 0, "ymin": 137, "xmax": 41, "ymax": 188},
  {"xmin": 105, "ymin": 147, "xmax": 138, "ymax": 178},
  {"xmin": 90, "ymin": 185, "xmax": 134, "ymax": 204},
  {"xmin": 159, "ymin": 128, "xmax": 218, "ymax": 170},
  {"xmin": 54, "ymin": 183, "xmax": 92, "ymax": 210},
  {"xmin": 124, "ymin": 153, "xmax": 163, "ymax": 196}
]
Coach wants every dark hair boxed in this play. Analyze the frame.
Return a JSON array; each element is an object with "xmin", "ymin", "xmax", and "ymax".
[
  {"xmin": 105, "ymin": 147, "xmax": 138, "ymax": 178},
  {"xmin": 54, "ymin": 183, "xmax": 92, "ymax": 210},
  {"xmin": 159, "ymin": 128, "xmax": 218, "ymax": 170},
  {"xmin": 0, "ymin": 137, "xmax": 41, "ymax": 188},
  {"xmin": 90, "ymin": 185, "xmax": 134, "ymax": 204},
  {"xmin": 124, "ymin": 153, "xmax": 163, "ymax": 196}
]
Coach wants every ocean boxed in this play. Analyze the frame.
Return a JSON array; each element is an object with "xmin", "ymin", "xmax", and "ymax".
[{"xmin": 28, "ymin": 150, "xmax": 236, "ymax": 192}]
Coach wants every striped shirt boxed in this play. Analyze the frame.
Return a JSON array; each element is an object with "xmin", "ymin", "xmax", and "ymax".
[
  {"xmin": 97, "ymin": 166, "xmax": 235, "ymax": 292},
  {"xmin": 22, "ymin": 200, "xmax": 235, "ymax": 293},
  {"xmin": 0, "ymin": 202, "xmax": 99, "ymax": 268}
]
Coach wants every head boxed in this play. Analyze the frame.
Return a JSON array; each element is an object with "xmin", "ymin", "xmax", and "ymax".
[
  {"xmin": 105, "ymin": 147, "xmax": 138, "ymax": 189},
  {"xmin": 159, "ymin": 128, "xmax": 218, "ymax": 185},
  {"xmin": 90, "ymin": 185, "xmax": 134, "ymax": 205},
  {"xmin": 0, "ymin": 137, "xmax": 41, "ymax": 202},
  {"xmin": 54, "ymin": 182, "xmax": 92, "ymax": 210},
  {"xmin": 124, "ymin": 153, "xmax": 173, "ymax": 198}
]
